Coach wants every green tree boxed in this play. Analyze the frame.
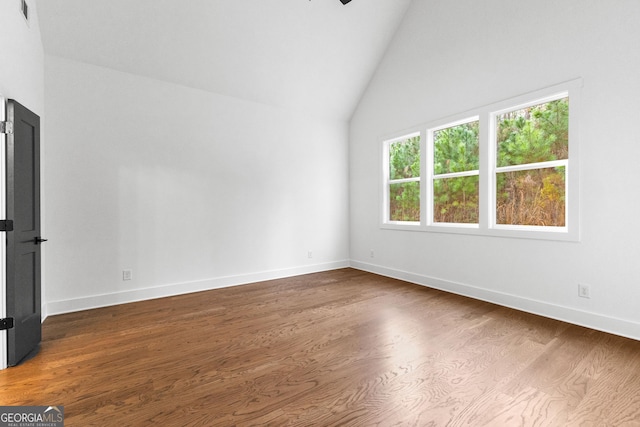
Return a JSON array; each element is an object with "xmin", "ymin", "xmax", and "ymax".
[
  {"xmin": 434, "ymin": 121, "xmax": 479, "ymax": 174},
  {"xmin": 433, "ymin": 121, "xmax": 479, "ymax": 223},
  {"xmin": 390, "ymin": 136, "xmax": 420, "ymax": 180},
  {"xmin": 389, "ymin": 136, "xmax": 420, "ymax": 221},
  {"xmin": 496, "ymin": 98, "xmax": 569, "ymax": 226}
]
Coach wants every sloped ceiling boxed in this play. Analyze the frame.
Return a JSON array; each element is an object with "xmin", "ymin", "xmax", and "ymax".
[{"xmin": 36, "ymin": 0, "xmax": 411, "ymax": 120}]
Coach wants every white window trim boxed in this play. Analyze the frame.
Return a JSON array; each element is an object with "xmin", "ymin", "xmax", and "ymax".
[
  {"xmin": 427, "ymin": 116, "xmax": 480, "ymax": 228},
  {"xmin": 381, "ymin": 79, "xmax": 582, "ymax": 242},
  {"xmin": 382, "ymin": 131, "xmax": 422, "ymax": 227}
]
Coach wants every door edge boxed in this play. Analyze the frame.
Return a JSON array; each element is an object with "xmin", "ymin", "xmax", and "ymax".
[{"xmin": 0, "ymin": 95, "xmax": 8, "ymax": 370}]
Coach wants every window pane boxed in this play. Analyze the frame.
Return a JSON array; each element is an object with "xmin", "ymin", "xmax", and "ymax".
[
  {"xmin": 496, "ymin": 166, "xmax": 566, "ymax": 226},
  {"xmin": 496, "ymin": 97, "xmax": 569, "ymax": 167},
  {"xmin": 433, "ymin": 175, "xmax": 479, "ymax": 224},
  {"xmin": 389, "ymin": 136, "xmax": 420, "ymax": 180},
  {"xmin": 390, "ymin": 181, "xmax": 420, "ymax": 222},
  {"xmin": 434, "ymin": 121, "xmax": 479, "ymax": 174}
]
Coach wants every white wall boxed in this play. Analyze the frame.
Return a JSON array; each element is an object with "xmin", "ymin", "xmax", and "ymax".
[
  {"xmin": 44, "ymin": 56, "xmax": 349, "ymax": 314},
  {"xmin": 0, "ymin": 0, "xmax": 44, "ymax": 113},
  {"xmin": 350, "ymin": 0, "xmax": 640, "ymax": 339},
  {"xmin": 0, "ymin": 0, "xmax": 44, "ymax": 369}
]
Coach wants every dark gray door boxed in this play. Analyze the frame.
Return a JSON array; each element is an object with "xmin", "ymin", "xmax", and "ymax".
[{"xmin": 6, "ymin": 99, "xmax": 42, "ymax": 366}]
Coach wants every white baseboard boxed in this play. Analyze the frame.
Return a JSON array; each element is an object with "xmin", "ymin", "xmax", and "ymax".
[
  {"xmin": 350, "ymin": 260, "xmax": 640, "ymax": 341},
  {"xmin": 46, "ymin": 260, "xmax": 350, "ymax": 316},
  {"xmin": 44, "ymin": 259, "xmax": 639, "ymax": 342}
]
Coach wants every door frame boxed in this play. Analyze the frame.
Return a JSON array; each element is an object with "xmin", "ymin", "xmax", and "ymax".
[{"xmin": 0, "ymin": 95, "xmax": 8, "ymax": 370}]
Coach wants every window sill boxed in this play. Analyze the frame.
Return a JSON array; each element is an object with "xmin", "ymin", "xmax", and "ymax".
[{"xmin": 380, "ymin": 222, "xmax": 579, "ymax": 242}]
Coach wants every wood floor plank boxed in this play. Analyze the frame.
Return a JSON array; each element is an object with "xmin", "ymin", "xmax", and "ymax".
[{"xmin": 1, "ymin": 268, "xmax": 639, "ymax": 426}]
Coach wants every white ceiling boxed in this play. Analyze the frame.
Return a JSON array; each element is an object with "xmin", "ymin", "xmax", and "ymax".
[{"xmin": 36, "ymin": 0, "xmax": 411, "ymax": 120}]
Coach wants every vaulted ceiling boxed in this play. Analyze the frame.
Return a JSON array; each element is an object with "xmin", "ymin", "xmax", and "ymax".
[{"xmin": 36, "ymin": 0, "xmax": 411, "ymax": 120}]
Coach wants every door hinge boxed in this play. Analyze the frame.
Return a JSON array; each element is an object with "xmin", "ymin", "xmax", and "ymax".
[
  {"xmin": 0, "ymin": 318, "xmax": 14, "ymax": 331},
  {"xmin": 0, "ymin": 220, "xmax": 13, "ymax": 232},
  {"xmin": 0, "ymin": 121, "xmax": 13, "ymax": 135}
]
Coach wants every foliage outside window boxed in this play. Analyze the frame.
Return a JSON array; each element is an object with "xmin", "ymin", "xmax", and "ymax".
[
  {"xmin": 387, "ymin": 134, "xmax": 420, "ymax": 222},
  {"xmin": 432, "ymin": 120, "xmax": 480, "ymax": 224},
  {"xmin": 495, "ymin": 97, "xmax": 568, "ymax": 227},
  {"xmin": 381, "ymin": 80, "xmax": 580, "ymax": 240}
]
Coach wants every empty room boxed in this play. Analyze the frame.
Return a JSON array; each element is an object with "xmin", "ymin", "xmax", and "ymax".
[{"xmin": 1, "ymin": 0, "xmax": 639, "ymax": 425}]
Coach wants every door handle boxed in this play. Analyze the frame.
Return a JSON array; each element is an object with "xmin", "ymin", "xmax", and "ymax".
[{"xmin": 34, "ymin": 237, "xmax": 48, "ymax": 245}]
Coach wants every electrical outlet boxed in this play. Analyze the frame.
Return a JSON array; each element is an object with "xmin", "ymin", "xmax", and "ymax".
[
  {"xmin": 308, "ymin": 251, "xmax": 313, "ymax": 259},
  {"xmin": 123, "ymin": 269, "xmax": 132, "ymax": 281},
  {"xmin": 370, "ymin": 250, "xmax": 375, "ymax": 258},
  {"xmin": 578, "ymin": 284, "xmax": 590, "ymax": 299}
]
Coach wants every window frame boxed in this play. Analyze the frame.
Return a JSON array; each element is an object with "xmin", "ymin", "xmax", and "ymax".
[
  {"xmin": 380, "ymin": 79, "xmax": 581, "ymax": 241},
  {"xmin": 382, "ymin": 131, "xmax": 423, "ymax": 228},
  {"xmin": 427, "ymin": 116, "xmax": 481, "ymax": 229}
]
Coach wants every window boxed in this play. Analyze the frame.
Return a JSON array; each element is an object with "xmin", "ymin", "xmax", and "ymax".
[
  {"xmin": 430, "ymin": 118, "xmax": 480, "ymax": 225},
  {"xmin": 493, "ymin": 96, "xmax": 569, "ymax": 228},
  {"xmin": 384, "ymin": 133, "xmax": 420, "ymax": 224},
  {"xmin": 381, "ymin": 80, "xmax": 580, "ymax": 240}
]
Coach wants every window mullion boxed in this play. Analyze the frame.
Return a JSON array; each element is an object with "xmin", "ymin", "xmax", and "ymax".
[
  {"xmin": 479, "ymin": 110, "xmax": 491, "ymax": 230},
  {"xmin": 495, "ymin": 159, "xmax": 568, "ymax": 174},
  {"xmin": 425, "ymin": 128, "xmax": 434, "ymax": 226},
  {"xmin": 420, "ymin": 130, "xmax": 427, "ymax": 226},
  {"xmin": 433, "ymin": 170, "xmax": 479, "ymax": 180},
  {"xmin": 389, "ymin": 177, "xmax": 420, "ymax": 185}
]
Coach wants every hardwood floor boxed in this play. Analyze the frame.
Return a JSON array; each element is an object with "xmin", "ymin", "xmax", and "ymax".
[{"xmin": 1, "ymin": 268, "xmax": 639, "ymax": 426}]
